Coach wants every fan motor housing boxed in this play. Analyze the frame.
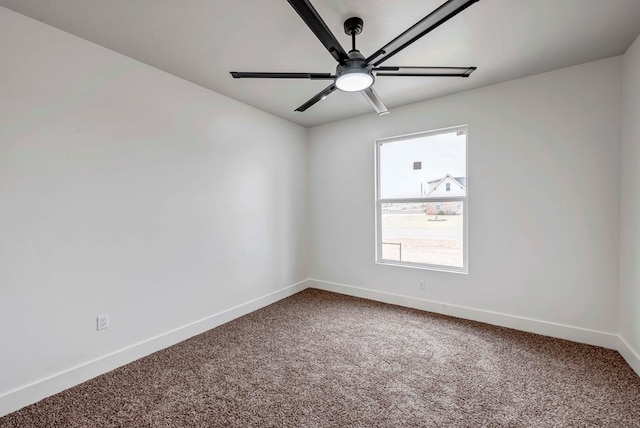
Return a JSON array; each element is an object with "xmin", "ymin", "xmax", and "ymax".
[
  {"xmin": 335, "ymin": 50, "xmax": 374, "ymax": 92},
  {"xmin": 336, "ymin": 49, "xmax": 373, "ymax": 74}
]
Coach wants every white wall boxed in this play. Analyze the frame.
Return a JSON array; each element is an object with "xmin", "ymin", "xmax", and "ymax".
[
  {"xmin": 309, "ymin": 57, "xmax": 622, "ymax": 345},
  {"xmin": 620, "ymin": 33, "xmax": 640, "ymax": 371},
  {"xmin": 0, "ymin": 6, "xmax": 309, "ymax": 413}
]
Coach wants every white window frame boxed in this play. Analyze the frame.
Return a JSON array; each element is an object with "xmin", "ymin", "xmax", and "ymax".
[{"xmin": 375, "ymin": 125, "xmax": 469, "ymax": 274}]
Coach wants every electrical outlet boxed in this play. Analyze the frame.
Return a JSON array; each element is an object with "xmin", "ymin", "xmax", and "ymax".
[
  {"xmin": 418, "ymin": 280, "xmax": 425, "ymax": 290},
  {"xmin": 97, "ymin": 314, "xmax": 109, "ymax": 331}
]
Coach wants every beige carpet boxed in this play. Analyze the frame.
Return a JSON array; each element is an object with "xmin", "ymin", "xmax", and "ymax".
[{"xmin": 1, "ymin": 288, "xmax": 639, "ymax": 427}]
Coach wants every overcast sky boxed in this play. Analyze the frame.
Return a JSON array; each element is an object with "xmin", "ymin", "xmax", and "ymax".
[{"xmin": 379, "ymin": 130, "xmax": 466, "ymax": 199}]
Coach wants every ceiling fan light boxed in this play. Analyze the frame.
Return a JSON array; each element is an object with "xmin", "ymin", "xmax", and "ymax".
[{"xmin": 335, "ymin": 69, "xmax": 374, "ymax": 92}]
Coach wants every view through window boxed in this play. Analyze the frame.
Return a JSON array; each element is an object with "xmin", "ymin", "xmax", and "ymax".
[{"xmin": 376, "ymin": 126, "xmax": 467, "ymax": 272}]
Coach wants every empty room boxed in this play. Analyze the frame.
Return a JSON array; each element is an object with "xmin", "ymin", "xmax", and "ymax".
[{"xmin": 1, "ymin": 0, "xmax": 640, "ymax": 426}]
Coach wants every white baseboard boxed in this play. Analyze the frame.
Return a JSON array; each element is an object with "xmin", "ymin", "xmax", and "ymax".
[
  {"xmin": 308, "ymin": 279, "xmax": 620, "ymax": 350},
  {"xmin": 0, "ymin": 279, "xmax": 310, "ymax": 418},
  {"xmin": 4, "ymin": 278, "xmax": 636, "ymax": 418},
  {"xmin": 618, "ymin": 336, "xmax": 640, "ymax": 378}
]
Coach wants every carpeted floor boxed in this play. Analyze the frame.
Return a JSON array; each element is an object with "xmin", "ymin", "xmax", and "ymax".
[{"xmin": 1, "ymin": 288, "xmax": 639, "ymax": 427}]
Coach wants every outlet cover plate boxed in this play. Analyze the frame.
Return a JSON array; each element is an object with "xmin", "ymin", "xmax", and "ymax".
[{"xmin": 97, "ymin": 314, "xmax": 109, "ymax": 330}]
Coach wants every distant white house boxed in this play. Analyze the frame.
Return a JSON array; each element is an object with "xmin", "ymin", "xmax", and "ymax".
[
  {"xmin": 424, "ymin": 174, "xmax": 466, "ymax": 215},
  {"xmin": 425, "ymin": 174, "xmax": 466, "ymax": 197}
]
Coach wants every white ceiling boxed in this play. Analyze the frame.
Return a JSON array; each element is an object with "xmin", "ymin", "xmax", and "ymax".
[{"xmin": 2, "ymin": 0, "xmax": 640, "ymax": 127}]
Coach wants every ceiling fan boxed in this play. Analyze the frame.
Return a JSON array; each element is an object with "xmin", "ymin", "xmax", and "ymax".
[{"xmin": 231, "ymin": 0, "xmax": 480, "ymax": 115}]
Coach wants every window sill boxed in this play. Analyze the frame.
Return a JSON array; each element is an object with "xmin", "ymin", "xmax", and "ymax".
[{"xmin": 376, "ymin": 259, "xmax": 468, "ymax": 275}]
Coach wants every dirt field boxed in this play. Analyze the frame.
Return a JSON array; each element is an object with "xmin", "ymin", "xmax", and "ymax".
[{"xmin": 381, "ymin": 214, "xmax": 463, "ymax": 267}]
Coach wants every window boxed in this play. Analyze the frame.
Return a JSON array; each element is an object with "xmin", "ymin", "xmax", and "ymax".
[{"xmin": 376, "ymin": 126, "xmax": 468, "ymax": 273}]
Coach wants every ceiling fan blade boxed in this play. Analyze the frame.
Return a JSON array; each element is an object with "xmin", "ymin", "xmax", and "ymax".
[
  {"xmin": 361, "ymin": 87, "xmax": 389, "ymax": 116},
  {"xmin": 287, "ymin": 0, "xmax": 349, "ymax": 64},
  {"xmin": 295, "ymin": 83, "xmax": 337, "ymax": 112},
  {"xmin": 231, "ymin": 72, "xmax": 335, "ymax": 80},
  {"xmin": 374, "ymin": 66, "xmax": 476, "ymax": 77},
  {"xmin": 365, "ymin": 0, "xmax": 480, "ymax": 67}
]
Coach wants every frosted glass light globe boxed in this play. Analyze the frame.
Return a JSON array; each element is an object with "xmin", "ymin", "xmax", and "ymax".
[{"xmin": 335, "ymin": 69, "xmax": 374, "ymax": 92}]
